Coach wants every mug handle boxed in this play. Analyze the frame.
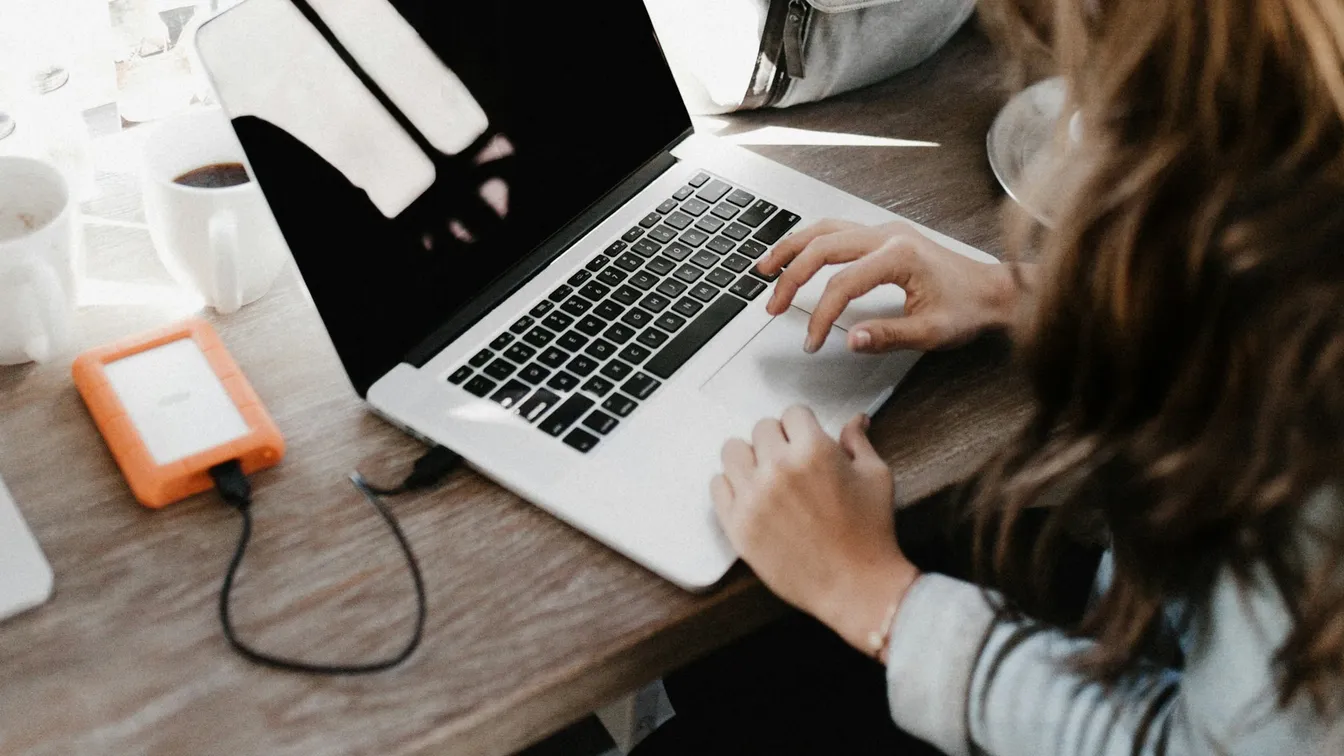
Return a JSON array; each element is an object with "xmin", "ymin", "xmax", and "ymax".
[
  {"xmin": 17, "ymin": 264, "xmax": 67, "ymax": 363},
  {"xmin": 208, "ymin": 209, "xmax": 245, "ymax": 314}
]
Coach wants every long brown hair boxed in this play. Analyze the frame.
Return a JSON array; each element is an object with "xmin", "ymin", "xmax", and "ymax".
[{"xmin": 970, "ymin": 0, "xmax": 1344, "ymax": 712}]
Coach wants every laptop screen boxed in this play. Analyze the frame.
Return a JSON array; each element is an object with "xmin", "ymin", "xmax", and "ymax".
[{"xmin": 200, "ymin": 0, "xmax": 691, "ymax": 394}]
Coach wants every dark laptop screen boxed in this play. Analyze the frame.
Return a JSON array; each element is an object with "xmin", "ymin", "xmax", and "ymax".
[{"xmin": 210, "ymin": 0, "xmax": 691, "ymax": 394}]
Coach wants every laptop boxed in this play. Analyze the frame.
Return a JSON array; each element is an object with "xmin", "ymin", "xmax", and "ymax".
[
  {"xmin": 0, "ymin": 473, "xmax": 54, "ymax": 621},
  {"xmin": 195, "ymin": 0, "xmax": 995, "ymax": 589}
]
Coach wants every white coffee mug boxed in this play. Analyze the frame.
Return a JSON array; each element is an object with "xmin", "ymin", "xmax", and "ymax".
[
  {"xmin": 142, "ymin": 108, "xmax": 289, "ymax": 314},
  {"xmin": 0, "ymin": 156, "xmax": 76, "ymax": 365}
]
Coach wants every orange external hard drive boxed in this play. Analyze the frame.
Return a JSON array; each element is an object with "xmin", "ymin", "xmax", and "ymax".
[{"xmin": 72, "ymin": 318, "xmax": 284, "ymax": 508}]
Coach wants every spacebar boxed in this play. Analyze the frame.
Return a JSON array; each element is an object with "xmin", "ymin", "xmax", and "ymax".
[{"xmin": 645, "ymin": 295, "xmax": 747, "ymax": 379}]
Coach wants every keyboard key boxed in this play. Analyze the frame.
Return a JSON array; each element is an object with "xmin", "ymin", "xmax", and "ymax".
[
  {"xmin": 656, "ymin": 198, "xmax": 679, "ymax": 214},
  {"xmin": 645, "ymin": 256, "xmax": 676, "ymax": 276},
  {"xmin": 637, "ymin": 327, "xmax": 670, "ymax": 348},
  {"xmin": 490, "ymin": 333, "xmax": 514, "ymax": 350},
  {"xmin": 485, "ymin": 358, "xmax": 517, "ymax": 380},
  {"xmin": 448, "ymin": 366, "xmax": 472, "ymax": 384},
  {"xmin": 567, "ymin": 355, "xmax": 599, "ymax": 376},
  {"xmin": 726, "ymin": 189, "xmax": 756, "ymax": 208},
  {"xmin": 582, "ymin": 376, "xmax": 616, "ymax": 397},
  {"xmin": 618, "ymin": 343, "xmax": 652, "ymax": 364},
  {"xmin": 603, "ymin": 394, "xmax": 638, "ymax": 417},
  {"xmin": 548, "ymin": 285, "xmax": 573, "ymax": 303},
  {"xmin": 614, "ymin": 252, "xmax": 644, "ymax": 272},
  {"xmin": 604, "ymin": 240, "xmax": 628, "ymax": 256},
  {"xmin": 542, "ymin": 312, "xmax": 574, "ymax": 331},
  {"xmin": 523, "ymin": 326, "xmax": 556, "ymax": 347},
  {"xmin": 731, "ymin": 275, "xmax": 769, "ymax": 300},
  {"xmin": 464, "ymin": 375, "xmax": 497, "ymax": 397},
  {"xmin": 519, "ymin": 363, "xmax": 551, "ymax": 385},
  {"xmin": 612, "ymin": 285, "xmax": 642, "ymax": 305},
  {"xmin": 518, "ymin": 388, "xmax": 562, "ymax": 423},
  {"xmin": 695, "ymin": 215, "xmax": 726, "ymax": 235},
  {"xmin": 601, "ymin": 359, "xmax": 634, "ymax": 381},
  {"xmin": 753, "ymin": 210, "xmax": 802, "ymax": 244},
  {"xmin": 491, "ymin": 379, "xmax": 530, "ymax": 409},
  {"xmin": 540, "ymin": 394, "xmax": 595, "ymax": 436},
  {"xmin": 547, "ymin": 371, "xmax": 580, "ymax": 392},
  {"xmin": 594, "ymin": 300, "xmax": 625, "ymax": 321},
  {"xmin": 629, "ymin": 271, "xmax": 659, "ymax": 290},
  {"xmin": 707, "ymin": 236, "xmax": 736, "ymax": 255},
  {"xmin": 682, "ymin": 198, "xmax": 711, "ymax": 216},
  {"xmin": 657, "ymin": 279, "xmax": 688, "ymax": 298},
  {"xmin": 645, "ymin": 294, "xmax": 747, "ymax": 380},
  {"xmin": 561, "ymin": 296, "xmax": 593, "ymax": 317},
  {"xmin": 681, "ymin": 229, "xmax": 710, "ymax": 247},
  {"xmin": 574, "ymin": 316, "xmax": 605, "ymax": 336},
  {"xmin": 696, "ymin": 179, "xmax": 732, "ymax": 204},
  {"xmin": 690, "ymin": 283, "xmax": 720, "ymax": 301},
  {"xmin": 470, "ymin": 349, "xmax": 494, "ymax": 367},
  {"xmin": 722, "ymin": 253, "xmax": 753, "ymax": 273},
  {"xmin": 712, "ymin": 202, "xmax": 740, "ymax": 220},
  {"xmin": 673, "ymin": 297, "xmax": 703, "ymax": 317},
  {"xmin": 655, "ymin": 311, "xmax": 688, "ymax": 332},
  {"xmin": 510, "ymin": 316, "xmax": 534, "ymax": 334},
  {"xmin": 647, "ymin": 225, "xmax": 678, "ymax": 244},
  {"xmin": 579, "ymin": 282, "xmax": 610, "ymax": 301},
  {"xmin": 633, "ymin": 239, "xmax": 662, "ymax": 258},
  {"xmin": 673, "ymin": 185, "xmax": 695, "ymax": 200},
  {"xmin": 663, "ymin": 241, "xmax": 694, "ymax": 261},
  {"xmin": 738, "ymin": 200, "xmax": 778, "ymax": 227},
  {"xmin": 752, "ymin": 264, "xmax": 781, "ymax": 282},
  {"xmin": 621, "ymin": 227, "xmax": 645, "ymax": 243},
  {"xmin": 620, "ymin": 308, "xmax": 653, "ymax": 330},
  {"xmin": 583, "ymin": 410, "xmax": 619, "ymax": 435},
  {"xmin": 585, "ymin": 338, "xmax": 618, "ymax": 360},
  {"xmin": 674, "ymin": 264, "xmax": 704, "ymax": 283},
  {"xmin": 530, "ymin": 300, "xmax": 555, "ymax": 318},
  {"xmin": 706, "ymin": 268, "xmax": 737, "ymax": 288},
  {"xmin": 597, "ymin": 268, "xmax": 627, "ymax": 286},
  {"xmin": 722, "ymin": 222, "xmax": 752, "ymax": 242},
  {"xmin": 538, "ymin": 347, "xmax": 570, "ymax": 369},
  {"xmin": 738, "ymin": 239, "xmax": 769, "ymax": 259},
  {"xmin": 586, "ymin": 255, "xmax": 611, "ymax": 272},
  {"xmin": 505, "ymin": 343, "xmax": 537, "ymax": 363},
  {"xmin": 604, "ymin": 323, "xmax": 636, "ymax": 344},
  {"xmin": 688, "ymin": 171, "xmax": 711, "ymax": 187},
  {"xmin": 568, "ymin": 270, "xmax": 592, "ymax": 287},
  {"xmin": 637, "ymin": 293, "xmax": 670, "ymax": 313},
  {"xmin": 563, "ymin": 429, "xmax": 600, "ymax": 453},
  {"xmin": 691, "ymin": 250, "xmax": 719, "ymax": 269},
  {"xmin": 663, "ymin": 211, "xmax": 693, "ymax": 230},
  {"xmin": 622, "ymin": 373, "xmax": 662, "ymax": 400},
  {"xmin": 639, "ymin": 212, "xmax": 662, "ymax": 228}
]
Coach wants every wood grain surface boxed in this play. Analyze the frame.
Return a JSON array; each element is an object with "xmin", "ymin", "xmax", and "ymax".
[{"xmin": 0, "ymin": 28, "xmax": 1027, "ymax": 756}]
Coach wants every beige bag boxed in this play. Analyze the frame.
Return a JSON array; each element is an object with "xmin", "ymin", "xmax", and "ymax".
[{"xmin": 646, "ymin": 0, "xmax": 976, "ymax": 114}]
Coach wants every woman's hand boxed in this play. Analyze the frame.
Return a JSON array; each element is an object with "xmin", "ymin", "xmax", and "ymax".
[
  {"xmin": 712, "ymin": 407, "xmax": 920, "ymax": 657},
  {"xmin": 758, "ymin": 219, "xmax": 1026, "ymax": 354}
]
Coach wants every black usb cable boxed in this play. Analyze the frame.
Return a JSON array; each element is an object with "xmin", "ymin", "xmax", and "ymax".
[{"xmin": 208, "ymin": 445, "xmax": 461, "ymax": 675}]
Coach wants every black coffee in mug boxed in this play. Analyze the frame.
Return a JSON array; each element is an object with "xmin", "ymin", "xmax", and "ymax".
[{"xmin": 174, "ymin": 162, "xmax": 250, "ymax": 189}]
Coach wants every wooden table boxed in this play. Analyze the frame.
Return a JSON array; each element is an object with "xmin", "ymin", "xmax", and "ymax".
[{"xmin": 0, "ymin": 28, "xmax": 1027, "ymax": 756}]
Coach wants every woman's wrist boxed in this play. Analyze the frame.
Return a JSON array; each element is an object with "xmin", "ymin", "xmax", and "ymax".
[
  {"xmin": 979, "ymin": 261, "xmax": 1033, "ymax": 331},
  {"xmin": 819, "ymin": 557, "xmax": 922, "ymax": 661}
]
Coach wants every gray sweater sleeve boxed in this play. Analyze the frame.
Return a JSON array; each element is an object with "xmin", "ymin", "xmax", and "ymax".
[{"xmin": 884, "ymin": 491, "xmax": 1344, "ymax": 756}]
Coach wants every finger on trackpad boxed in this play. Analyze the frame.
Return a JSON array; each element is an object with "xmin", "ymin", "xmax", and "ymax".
[
  {"xmin": 788, "ymin": 265, "xmax": 907, "ymax": 330},
  {"xmin": 699, "ymin": 308, "xmax": 916, "ymax": 434}
]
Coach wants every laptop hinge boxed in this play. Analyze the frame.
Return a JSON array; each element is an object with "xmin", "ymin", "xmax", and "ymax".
[{"xmin": 403, "ymin": 128, "xmax": 693, "ymax": 370}]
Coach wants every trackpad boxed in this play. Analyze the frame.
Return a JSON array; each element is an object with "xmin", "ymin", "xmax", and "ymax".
[{"xmin": 701, "ymin": 307, "xmax": 917, "ymax": 434}]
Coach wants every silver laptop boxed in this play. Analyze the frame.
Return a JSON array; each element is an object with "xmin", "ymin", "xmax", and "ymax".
[
  {"xmin": 0, "ymin": 473, "xmax": 54, "ymax": 621},
  {"xmin": 196, "ymin": 0, "xmax": 994, "ymax": 589}
]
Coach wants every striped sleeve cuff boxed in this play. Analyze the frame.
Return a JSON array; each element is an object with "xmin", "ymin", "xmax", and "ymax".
[{"xmin": 885, "ymin": 573, "xmax": 997, "ymax": 756}]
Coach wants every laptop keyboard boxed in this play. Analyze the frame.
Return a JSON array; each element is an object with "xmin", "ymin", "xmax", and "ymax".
[{"xmin": 446, "ymin": 171, "xmax": 801, "ymax": 453}]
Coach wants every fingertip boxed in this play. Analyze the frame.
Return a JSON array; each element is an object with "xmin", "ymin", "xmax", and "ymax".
[{"xmin": 850, "ymin": 329, "xmax": 872, "ymax": 351}]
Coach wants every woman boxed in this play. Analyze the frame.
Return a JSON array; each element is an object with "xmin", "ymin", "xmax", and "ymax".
[{"xmin": 660, "ymin": 0, "xmax": 1344, "ymax": 753}]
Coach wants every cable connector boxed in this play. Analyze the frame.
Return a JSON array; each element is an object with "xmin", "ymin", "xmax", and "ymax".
[
  {"xmin": 360, "ymin": 445, "xmax": 463, "ymax": 496},
  {"xmin": 210, "ymin": 460, "xmax": 252, "ymax": 510}
]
